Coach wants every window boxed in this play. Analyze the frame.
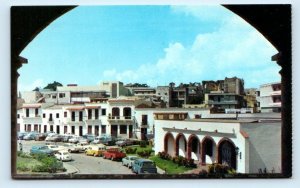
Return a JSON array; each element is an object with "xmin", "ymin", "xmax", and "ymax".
[
  {"xmin": 43, "ymin": 113, "xmax": 46, "ymax": 118},
  {"xmin": 95, "ymin": 109, "xmax": 99, "ymax": 119},
  {"xmin": 120, "ymin": 125, "xmax": 127, "ymax": 134},
  {"xmin": 50, "ymin": 125, "xmax": 53, "ymax": 132},
  {"xmin": 64, "ymin": 111, "xmax": 67, "ymax": 118},
  {"xmin": 52, "ymin": 95, "xmax": 57, "ymax": 99},
  {"xmin": 35, "ymin": 108, "xmax": 39, "ymax": 117},
  {"xmin": 59, "ymin": 93, "xmax": 65, "ymax": 98},
  {"xmin": 56, "ymin": 113, "xmax": 59, "ymax": 118},
  {"xmin": 101, "ymin": 109, "xmax": 106, "ymax": 116},
  {"xmin": 26, "ymin": 109, "xmax": 29, "ymax": 117},
  {"xmin": 49, "ymin": 114, "xmax": 53, "ymax": 121},
  {"xmin": 71, "ymin": 112, "xmax": 75, "ymax": 121},
  {"xmin": 101, "ymin": 125, "xmax": 106, "ymax": 134},
  {"xmin": 142, "ymin": 115, "xmax": 148, "ymax": 125},
  {"xmin": 17, "ymin": 114, "xmax": 20, "ymax": 119},
  {"xmin": 79, "ymin": 111, "xmax": 83, "ymax": 121},
  {"xmin": 88, "ymin": 109, "xmax": 92, "ymax": 119}
]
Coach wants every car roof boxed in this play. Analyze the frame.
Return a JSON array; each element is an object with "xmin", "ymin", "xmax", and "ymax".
[{"xmin": 136, "ymin": 159, "xmax": 152, "ymax": 162}]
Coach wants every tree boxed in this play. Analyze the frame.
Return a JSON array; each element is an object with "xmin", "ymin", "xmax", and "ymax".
[
  {"xmin": 32, "ymin": 87, "xmax": 40, "ymax": 91},
  {"xmin": 43, "ymin": 81, "xmax": 63, "ymax": 91}
]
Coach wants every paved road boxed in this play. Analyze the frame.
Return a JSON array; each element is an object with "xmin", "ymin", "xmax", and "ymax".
[{"xmin": 19, "ymin": 140, "xmax": 133, "ymax": 174}]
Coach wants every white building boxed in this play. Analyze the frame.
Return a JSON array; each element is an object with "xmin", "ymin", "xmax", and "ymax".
[
  {"xmin": 154, "ymin": 115, "xmax": 281, "ymax": 174},
  {"xmin": 257, "ymin": 82, "xmax": 281, "ymax": 113}
]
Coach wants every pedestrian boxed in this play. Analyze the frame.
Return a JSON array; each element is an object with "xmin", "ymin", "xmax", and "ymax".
[{"xmin": 19, "ymin": 142, "xmax": 23, "ymax": 152}]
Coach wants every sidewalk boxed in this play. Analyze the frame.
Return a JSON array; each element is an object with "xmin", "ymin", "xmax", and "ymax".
[{"xmin": 57, "ymin": 163, "xmax": 79, "ymax": 175}]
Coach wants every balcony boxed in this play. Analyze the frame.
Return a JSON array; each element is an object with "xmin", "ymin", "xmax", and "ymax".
[
  {"xmin": 22, "ymin": 116, "xmax": 42, "ymax": 124},
  {"xmin": 206, "ymin": 100, "xmax": 238, "ymax": 105},
  {"xmin": 85, "ymin": 118, "xmax": 102, "ymax": 124},
  {"xmin": 270, "ymin": 91, "xmax": 281, "ymax": 96},
  {"xmin": 64, "ymin": 118, "xmax": 85, "ymax": 125},
  {"xmin": 107, "ymin": 116, "xmax": 134, "ymax": 124}
]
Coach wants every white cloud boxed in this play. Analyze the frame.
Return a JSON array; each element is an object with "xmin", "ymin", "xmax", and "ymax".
[{"xmin": 100, "ymin": 6, "xmax": 280, "ymax": 88}]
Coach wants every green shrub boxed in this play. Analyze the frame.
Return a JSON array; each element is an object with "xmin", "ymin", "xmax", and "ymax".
[
  {"xmin": 40, "ymin": 157, "xmax": 63, "ymax": 173},
  {"xmin": 17, "ymin": 162, "xmax": 30, "ymax": 172},
  {"xmin": 125, "ymin": 147, "xmax": 137, "ymax": 154},
  {"xmin": 208, "ymin": 163, "xmax": 233, "ymax": 174},
  {"xmin": 136, "ymin": 148, "xmax": 152, "ymax": 158},
  {"xmin": 17, "ymin": 151, "xmax": 32, "ymax": 158},
  {"xmin": 32, "ymin": 153, "xmax": 49, "ymax": 161},
  {"xmin": 158, "ymin": 151, "xmax": 171, "ymax": 160},
  {"xmin": 139, "ymin": 140, "xmax": 148, "ymax": 148}
]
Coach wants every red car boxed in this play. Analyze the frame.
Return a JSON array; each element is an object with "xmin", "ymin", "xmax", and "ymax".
[{"xmin": 102, "ymin": 148, "xmax": 126, "ymax": 161}]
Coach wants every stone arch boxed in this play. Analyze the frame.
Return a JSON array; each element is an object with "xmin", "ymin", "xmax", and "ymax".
[
  {"xmin": 201, "ymin": 136, "xmax": 217, "ymax": 165},
  {"xmin": 175, "ymin": 133, "xmax": 187, "ymax": 157},
  {"xmin": 187, "ymin": 134, "xmax": 200, "ymax": 161},
  {"xmin": 217, "ymin": 137, "xmax": 237, "ymax": 170},
  {"xmin": 164, "ymin": 132, "xmax": 175, "ymax": 157}
]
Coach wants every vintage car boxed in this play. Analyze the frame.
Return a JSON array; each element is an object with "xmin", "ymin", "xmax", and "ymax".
[
  {"xmin": 122, "ymin": 156, "xmax": 139, "ymax": 168},
  {"xmin": 30, "ymin": 145, "xmax": 54, "ymax": 156},
  {"xmin": 85, "ymin": 144, "xmax": 106, "ymax": 157},
  {"xmin": 63, "ymin": 143, "xmax": 80, "ymax": 153},
  {"xmin": 116, "ymin": 139, "xmax": 134, "ymax": 147},
  {"xmin": 102, "ymin": 147, "xmax": 126, "ymax": 161},
  {"xmin": 54, "ymin": 150, "xmax": 72, "ymax": 162},
  {"xmin": 132, "ymin": 159, "xmax": 157, "ymax": 174}
]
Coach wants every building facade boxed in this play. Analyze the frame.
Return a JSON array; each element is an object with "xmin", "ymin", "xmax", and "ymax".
[{"xmin": 257, "ymin": 82, "xmax": 281, "ymax": 113}]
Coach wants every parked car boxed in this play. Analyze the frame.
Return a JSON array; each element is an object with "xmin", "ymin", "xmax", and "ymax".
[
  {"xmin": 102, "ymin": 147, "xmax": 126, "ymax": 161},
  {"xmin": 23, "ymin": 132, "xmax": 39, "ymax": 140},
  {"xmin": 82, "ymin": 134, "xmax": 95, "ymax": 143},
  {"xmin": 63, "ymin": 143, "xmax": 80, "ymax": 153},
  {"xmin": 45, "ymin": 144, "xmax": 65, "ymax": 153},
  {"xmin": 69, "ymin": 135, "xmax": 80, "ymax": 143},
  {"xmin": 62, "ymin": 134, "xmax": 74, "ymax": 142},
  {"xmin": 74, "ymin": 143, "xmax": 90, "ymax": 152},
  {"xmin": 45, "ymin": 134, "xmax": 58, "ymax": 142},
  {"xmin": 52, "ymin": 135, "xmax": 64, "ymax": 142},
  {"xmin": 35, "ymin": 133, "xmax": 47, "ymax": 141},
  {"xmin": 85, "ymin": 144, "xmax": 106, "ymax": 157},
  {"xmin": 116, "ymin": 139, "xmax": 134, "ymax": 147},
  {"xmin": 122, "ymin": 156, "xmax": 139, "ymax": 168},
  {"xmin": 132, "ymin": 159, "xmax": 157, "ymax": 174},
  {"xmin": 78, "ymin": 137, "xmax": 89, "ymax": 145},
  {"xmin": 93, "ymin": 135, "xmax": 115, "ymax": 146},
  {"xmin": 17, "ymin": 132, "xmax": 28, "ymax": 140},
  {"xmin": 54, "ymin": 150, "xmax": 72, "ymax": 162},
  {"xmin": 30, "ymin": 145, "xmax": 54, "ymax": 156}
]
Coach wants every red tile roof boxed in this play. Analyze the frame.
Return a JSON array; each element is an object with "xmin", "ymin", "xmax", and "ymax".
[
  {"xmin": 66, "ymin": 106, "xmax": 85, "ymax": 111},
  {"xmin": 240, "ymin": 130, "xmax": 249, "ymax": 138},
  {"xmin": 84, "ymin": 106, "xmax": 100, "ymax": 109},
  {"xmin": 22, "ymin": 104, "xmax": 42, "ymax": 108}
]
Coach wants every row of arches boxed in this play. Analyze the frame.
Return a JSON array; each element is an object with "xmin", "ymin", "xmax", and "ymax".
[
  {"xmin": 164, "ymin": 132, "xmax": 237, "ymax": 169},
  {"xmin": 111, "ymin": 107, "xmax": 132, "ymax": 118}
]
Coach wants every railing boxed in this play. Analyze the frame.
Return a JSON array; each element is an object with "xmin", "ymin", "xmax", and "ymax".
[
  {"xmin": 107, "ymin": 116, "xmax": 134, "ymax": 122},
  {"xmin": 206, "ymin": 100, "xmax": 238, "ymax": 105}
]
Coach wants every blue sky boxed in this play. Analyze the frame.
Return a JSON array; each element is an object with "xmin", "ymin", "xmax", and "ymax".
[{"xmin": 19, "ymin": 5, "xmax": 280, "ymax": 91}]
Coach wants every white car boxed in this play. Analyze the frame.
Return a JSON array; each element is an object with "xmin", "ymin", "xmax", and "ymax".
[
  {"xmin": 69, "ymin": 136, "xmax": 80, "ymax": 143},
  {"xmin": 46, "ymin": 145, "xmax": 65, "ymax": 153},
  {"xmin": 54, "ymin": 150, "xmax": 72, "ymax": 162},
  {"xmin": 63, "ymin": 143, "xmax": 80, "ymax": 153},
  {"xmin": 122, "ymin": 156, "xmax": 139, "ymax": 168}
]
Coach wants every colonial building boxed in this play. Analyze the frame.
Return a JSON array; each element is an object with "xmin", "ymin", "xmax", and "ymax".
[
  {"xmin": 154, "ymin": 113, "xmax": 281, "ymax": 173},
  {"xmin": 256, "ymin": 82, "xmax": 281, "ymax": 113}
]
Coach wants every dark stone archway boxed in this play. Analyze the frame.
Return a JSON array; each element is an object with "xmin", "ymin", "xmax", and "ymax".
[
  {"xmin": 201, "ymin": 136, "xmax": 217, "ymax": 165},
  {"xmin": 217, "ymin": 138, "xmax": 237, "ymax": 170},
  {"xmin": 187, "ymin": 134, "xmax": 200, "ymax": 160}
]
